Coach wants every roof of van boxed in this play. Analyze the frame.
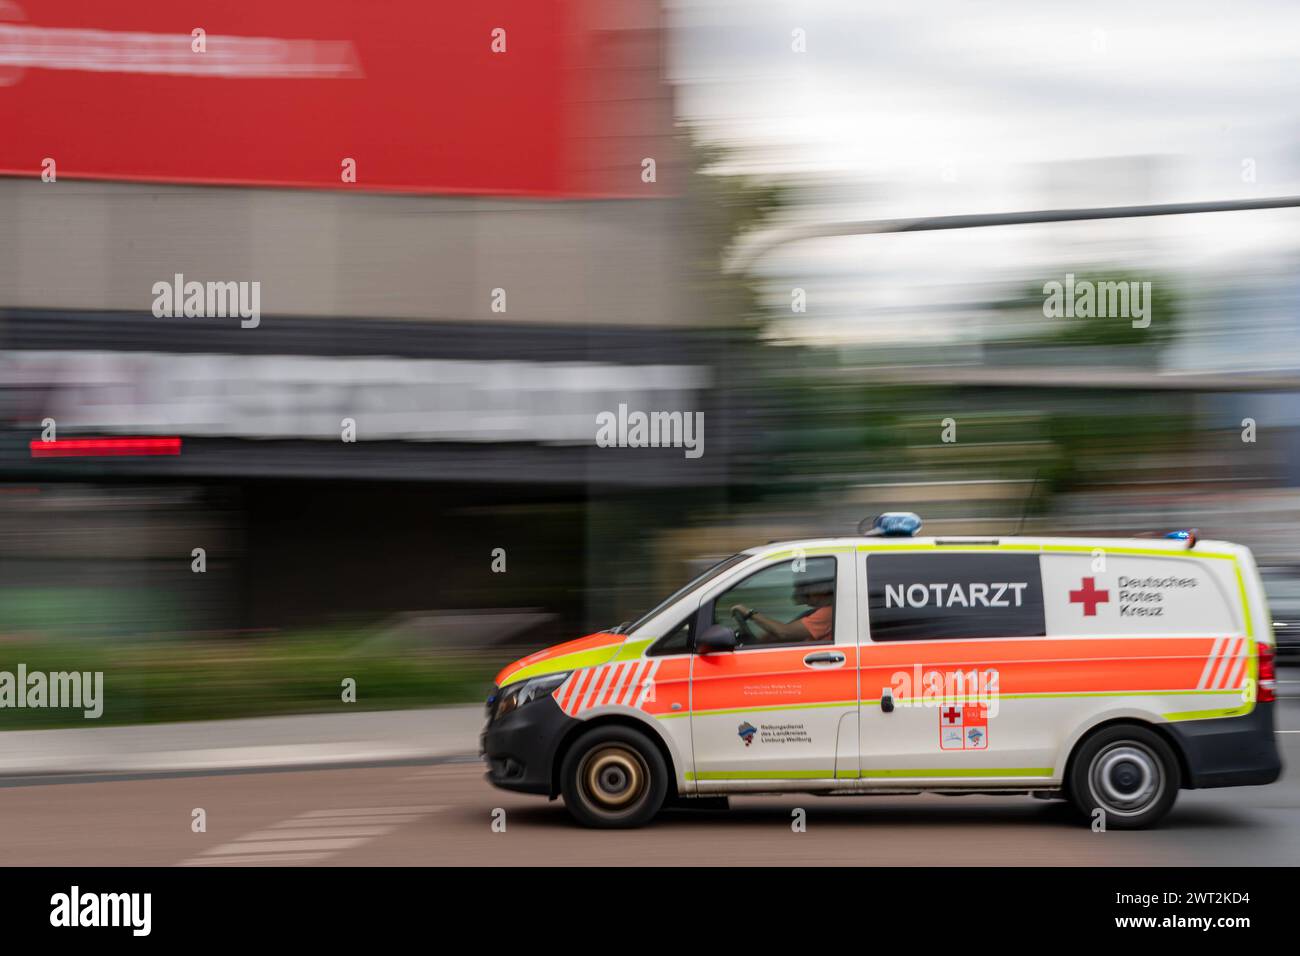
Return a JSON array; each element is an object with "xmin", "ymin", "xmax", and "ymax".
[{"xmin": 744, "ymin": 536, "xmax": 1249, "ymax": 558}]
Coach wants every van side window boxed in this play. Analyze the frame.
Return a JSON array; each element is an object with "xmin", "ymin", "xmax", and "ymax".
[
  {"xmin": 867, "ymin": 553, "xmax": 1045, "ymax": 641},
  {"xmin": 647, "ymin": 616, "xmax": 693, "ymax": 656},
  {"xmin": 710, "ymin": 556, "xmax": 837, "ymax": 649}
]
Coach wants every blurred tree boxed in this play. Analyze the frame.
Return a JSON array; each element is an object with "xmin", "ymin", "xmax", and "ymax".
[
  {"xmin": 989, "ymin": 271, "xmax": 1194, "ymax": 493},
  {"xmin": 680, "ymin": 131, "xmax": 791, "ymax": 332},
  {"xmin": 673, "ymin": 150, "xmax": 1202, "ymax": 524},
  {"xmin": 999, "ymin": 271, "xmax": 1183, "ymax": 353}
]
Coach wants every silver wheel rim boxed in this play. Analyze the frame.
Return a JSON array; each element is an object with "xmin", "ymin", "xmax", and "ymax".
[
  {"xmin": 1090, "ymin": 742, "xmax": 1163, "ymax": 816},
  {"xmin": 579, "ymin": 744, "xmax": 648, "ymax": 814}
]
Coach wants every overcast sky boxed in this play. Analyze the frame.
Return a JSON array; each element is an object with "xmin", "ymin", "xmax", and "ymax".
[{"xmin": 666, "ymin": 0, "xmax": 1300, "ymax": 356}]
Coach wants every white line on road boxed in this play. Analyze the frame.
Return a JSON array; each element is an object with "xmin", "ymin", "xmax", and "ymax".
[
  {"xmin": 177, "ymin": 804, "xmax": 445, "ymax": 867},
  {"xmin": 268, "ymin": 815, "xmax": 421, "ymax": 828},
  {"xmin": 298, "ymin": 806, "xmax": 442, "ymax": 817},
  {"xmin": 205, "ymin": 838, "xmax": 368, "ymax": 855},
  {"xmin": 179, "ymin": 852, "xmax": 331, "ymax": 866},
  {"xmin": 239, "ymin": 827, "xmax": 391, "ymax": 841}
]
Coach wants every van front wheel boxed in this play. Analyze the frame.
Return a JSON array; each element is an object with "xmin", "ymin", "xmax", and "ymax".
[
  {"xmin": 1067, "ymin": 724, "xmax": 1181, "ymax": 829},
  {"xmin": 560, "ymin": 725, "xmax": 668, "ymax": 828}
]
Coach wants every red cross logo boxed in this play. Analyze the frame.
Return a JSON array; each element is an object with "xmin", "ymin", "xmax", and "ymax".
[
  {"xmin": 942, "ymin": 706, "xmax": 961, "ymax": 724},
  {"xmin": 1069, "ymin": 577, "xmax": 1110, "ymax": 616}
]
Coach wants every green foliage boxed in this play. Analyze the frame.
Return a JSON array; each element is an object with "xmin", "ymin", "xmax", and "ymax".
[
  {"xmin": 0, "ymin": 631, "xmax": 498, "ymax": 729},
  {"xmin": 0, "ymin": 587, "xmax": 185, "ymax": 638},
  {"xmin": 1015, "ymin": 271, "xmax": 1182, "ymax": 349}
]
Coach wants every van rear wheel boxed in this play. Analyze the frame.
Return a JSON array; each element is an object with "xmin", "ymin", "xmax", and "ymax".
[
  {"xmin": 560, "ymin": 725, "xmax": 668, "ymax": 828},
  {"xmin": 1067, "ymin": 724, "xmax": 1180, "ymax": 829}
]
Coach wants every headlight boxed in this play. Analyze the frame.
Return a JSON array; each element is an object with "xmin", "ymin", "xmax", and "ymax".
[{"xmin": 494, "ymin": 672, "xmax": 570, "ymax": 720}]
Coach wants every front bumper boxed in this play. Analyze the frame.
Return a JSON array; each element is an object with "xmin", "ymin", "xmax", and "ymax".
[
  {"xmin": 481, "ymin": 693, "xmax": 578, "ymax": 796},
  {"xmin": 1167, "ymin": 701, "xmax": 1283, "ymax": 789}
]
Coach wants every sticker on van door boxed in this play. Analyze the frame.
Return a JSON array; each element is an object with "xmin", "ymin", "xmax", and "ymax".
[
  {"xmin": 736, "ymin": 720, "xmax": 813, "ymax": 747},
  {"xmin": 939, "ymin": 703, "xmax": 989, "ymax": 750}
]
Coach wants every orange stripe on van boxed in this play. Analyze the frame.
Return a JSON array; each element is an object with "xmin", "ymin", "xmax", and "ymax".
[
  {"xmin": 494, "ymin": 630, "xmax": 625, "ymax": 686},
  {"xmin": 638, "ymin": 657, "xmax": 691, "ymax": 716},
  {"xmin": 861, "ymin": 636, "xmax": 1230, "ymax": 698},
  {"xmin": 545, "ymin": 635, "xmax": 1246, "ymax": 718},
  {"xmin": 686, "ymin": 646, "xmax": 859, "ymax": 715},
  {"xmin": 858, "ymin": 636, "xmax": 1218, "ymax": 669}
]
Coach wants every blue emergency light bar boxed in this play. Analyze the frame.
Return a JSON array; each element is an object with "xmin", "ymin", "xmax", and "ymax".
[
  {"xmin": 1164, "ymin": 528, "xmax": 1198, "ymax": 549},
  {"xmin": 859, "ymin": 512, "xmax": 923, "ymax": 537}
]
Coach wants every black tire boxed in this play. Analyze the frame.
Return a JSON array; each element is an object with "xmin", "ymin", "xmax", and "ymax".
[
  {"xmin": 1067, "ymin": 724, "xmax": 1181, "ymax": 829},
  {"xmin": 560, "ymin": 725, "xmax": 669, "ymax": 828}
]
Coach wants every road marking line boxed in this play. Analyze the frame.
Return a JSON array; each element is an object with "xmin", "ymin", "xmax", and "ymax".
[
  {"xmin": 297, "ymin": 805, "xmax": 442, "ymax": 817},
  {"xmin": 180, "ymin": 852, "xmax": 331, "ymax": 866},
  {"xmin": 269, "ymin": 816, "xmax": 416, "ymax": 827},
  {"xmin": 177, "ymin": 804, "xmax": 444, "ymax": 867},
  {"xmin": 269, "ymin": 815, "xmax": 422, "ymax": 827},
  {"xmin": 203, "ymin": 837, "xmax": 367, "ymax": 855},
  {"xmin": 239, "ymin": 826, "xmax": 393, "ymax": 841}
]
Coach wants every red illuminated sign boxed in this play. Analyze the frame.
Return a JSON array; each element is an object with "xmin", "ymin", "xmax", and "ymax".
[
  {"xmin": 30, "ymin": 437, "xmax": 183, "ymax": 458},
  {"xmin": 0, "ymin": 1, "xmax": 668, "ymax": 197}
]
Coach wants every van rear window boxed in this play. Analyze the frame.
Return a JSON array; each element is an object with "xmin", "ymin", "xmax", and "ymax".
[{"xmin": 866, "ymin": 553, "xmax": 1046, "ymax": 641}]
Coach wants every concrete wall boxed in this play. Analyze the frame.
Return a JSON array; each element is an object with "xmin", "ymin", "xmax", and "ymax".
[{"xmin": 0, "ymin": 179, "xmax": 691, "ymax": 327}]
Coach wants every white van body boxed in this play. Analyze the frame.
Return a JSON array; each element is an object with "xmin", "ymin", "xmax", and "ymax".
[{"xmin": 483, "ymin": 534, "xmax": 1283, "ymax": 828}]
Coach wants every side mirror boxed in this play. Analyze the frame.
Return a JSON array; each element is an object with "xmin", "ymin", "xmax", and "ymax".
[{"xmin": 697, "ymin": 624, "xmax": 737, "ymax": 654}]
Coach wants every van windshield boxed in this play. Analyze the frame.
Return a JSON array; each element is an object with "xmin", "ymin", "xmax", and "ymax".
[{"xmin": 624, "ymin": 552, "xmax": 750, "ymax": 635}]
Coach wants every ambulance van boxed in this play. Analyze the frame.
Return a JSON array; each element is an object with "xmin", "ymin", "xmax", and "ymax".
[{"xmin": 482, "ymin": 515, "xmax": 1282, "ymax": 828}]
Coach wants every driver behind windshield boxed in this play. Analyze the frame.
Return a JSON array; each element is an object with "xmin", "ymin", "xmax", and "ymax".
[{"xmin": 729, "ymin": 574, "xmax": 834, "ymax": 645}]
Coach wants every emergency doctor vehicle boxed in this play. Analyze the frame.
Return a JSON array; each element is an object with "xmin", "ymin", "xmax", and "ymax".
[{"xmin": 482, "ymin": 514, "xmax": 1282, "ymax": 828}]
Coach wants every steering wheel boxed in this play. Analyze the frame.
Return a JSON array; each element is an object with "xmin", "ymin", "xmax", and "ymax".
[{"xmin": 730, "ymin": 606, "xmax": 761, "ymax": 642}]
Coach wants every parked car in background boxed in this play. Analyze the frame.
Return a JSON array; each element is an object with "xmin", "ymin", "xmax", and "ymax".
[{"xmin": 1262, "ymin": 567, "xmax": 1300, "ymax": 663}]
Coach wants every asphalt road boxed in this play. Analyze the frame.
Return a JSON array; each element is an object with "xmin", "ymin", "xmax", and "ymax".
[{"xmin": 2, "ymin": 698, "xmax": 1298, "ymax": 867}]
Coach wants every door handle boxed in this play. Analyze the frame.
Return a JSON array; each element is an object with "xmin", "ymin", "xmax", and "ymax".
[
  {"xmin": 803, "ymin": 651, "xmax": 845, "ymax": 666},
  {"xmin": 881, "ymin": 689, "xmax": 895, "ymax": 713}
]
